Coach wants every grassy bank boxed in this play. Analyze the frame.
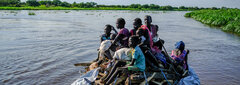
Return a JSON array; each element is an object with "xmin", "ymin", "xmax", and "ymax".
[
  {"xmin": 0, "ymin": 1, "xmax": 213, "ymax": 11},
  {"xmin": 0, "ymin": 6, "xmax": 138, "ymax": 10},
  {"xmin": 0, "ymin": 1, "xmax": 235, "ymax": 11},
  {"xmin": 185, "ymin": 9, "xmax": 240, "ymax": 35},
  {"xmin": 0, "ymin": 6, "xmax": 200, "ymax": 11}
]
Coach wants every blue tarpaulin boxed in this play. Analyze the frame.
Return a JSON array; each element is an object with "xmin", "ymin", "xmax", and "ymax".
[{"xmin": 178, "ymin": 66, "xmax": 200, "ymax": 85}]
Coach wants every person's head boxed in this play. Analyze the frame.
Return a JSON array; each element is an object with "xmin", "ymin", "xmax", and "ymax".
[
  {"xmin": 128, "ymin": 35, "xmax": 141, "ymax": 48},
  {"xmin": 104, "ymin": 24, "xmax": 112, "ymax": 35},
  {"xmin": 116, "ymin": 18, "xmax": 126, "ymax": 29},
  {"xmin": 133, "ymin": 18, "xmax": 142, "ymax": 29},
  {"xmin": 136, "ymin": 28, "xmax": 145, "ymax": 36},
  {"xmin": 144, "ymin": 15, "xmax": 152, "ymax": 26},
  {"xmin": 175, "ymin": 41, "xmax": 185, "ymax": 51}
]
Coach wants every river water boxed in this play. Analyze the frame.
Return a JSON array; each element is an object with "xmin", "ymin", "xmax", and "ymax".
[{"xmin": 0, "ymin": 10, "xmax": 240, "ymax": 85}]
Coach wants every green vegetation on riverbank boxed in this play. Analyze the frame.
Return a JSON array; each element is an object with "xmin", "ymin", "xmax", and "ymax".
[
  {"xmin": 0, "ymin": 0, "xmax": 233, "ymax": 11},
  {"xmin": 0, "ymin": 6, "xmax": 147, "ymax": 10},
  {"xmin": 185, "ymin": 9, "xmax": 240, "ymax": 35}
]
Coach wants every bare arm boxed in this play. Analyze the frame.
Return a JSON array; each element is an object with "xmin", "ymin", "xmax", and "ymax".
[
  {"xmin": 111, "ymin": 26, "xmax": 118, "ymax": 34},
  {"xmin": 129, "ymin": 59, "xmax": 136, "ymax": 66},
  {"xmin": 104, "ymin": 34, "xmax": 124, "ymax": 60}
]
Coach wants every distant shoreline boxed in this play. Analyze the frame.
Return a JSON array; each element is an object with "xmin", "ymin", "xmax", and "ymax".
[
  {"xmin": 1, "ymin": 1, "xmax": 237, "ymax": 11},
  {"xmin": 0, "ymin": 7, "xmax": 199, "ymax": 11}
]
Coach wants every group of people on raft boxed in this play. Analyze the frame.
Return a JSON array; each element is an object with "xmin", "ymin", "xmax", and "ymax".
[{"xmin": 91, "ymin": 15, "xmax": 189, "ymax": 84}]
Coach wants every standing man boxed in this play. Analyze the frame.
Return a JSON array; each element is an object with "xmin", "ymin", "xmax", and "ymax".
[{"xmin": 144, "ymin": 15, "xmax": 159, "ymax": 40}]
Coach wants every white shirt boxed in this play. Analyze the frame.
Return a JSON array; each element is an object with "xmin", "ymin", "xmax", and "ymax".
[{"xmin": 113, "ymin": 48, "xmax": 132, "ymax": 61}]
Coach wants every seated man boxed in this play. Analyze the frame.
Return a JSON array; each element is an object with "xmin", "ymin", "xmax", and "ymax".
[
  {"xmin": 100, "ymin": 24, "xmax": 115, "ymax": 43},
  {"xmin": 103, "ymin": 18, "xmax": 130, "ymax": 60},
  {"xmin": 130, "ymin": 18, "xmax": 142, "ymax": 36},
  {"xmin": 103, "ymin": 35, "xmax": 146, "ymax": 84},
  {"xmin": 136, "ymin": 28, "xmax": 149, "ymax": 48},
  {"xmin": 117, "ymin": 18, "xmax": 130, "ymax": 47},
  {"xmin": 113, "ymin": 17, "xmax": 130, "ymax": 48},
  {"xmin": 171, "ymin": 41, "xmax": 189, "ymax": 70},
  {"xmin": 136, "ymin": 28, "xmax": 163, "ymax": 69}
]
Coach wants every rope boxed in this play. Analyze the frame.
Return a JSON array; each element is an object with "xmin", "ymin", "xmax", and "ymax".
[
  {"xmin": 160, "ymin": 68, "xmax": 171, "ymax": 85},
  {"xmin": 159, "ymin": 39, "xmax": 181, "ymax": 85},
  {"xmin": 113, "ymin": 76, "xmax": 118, "ymax": 85},
  {"xmin": 159, "ymin": 39, "xmax": 181, "ymax": 76},
  {"xmin": 158, "ymin": 38, "xmax": 169, "ymax": 56},
  {"xmin": 173, "ymin": 80, "xmax": 179, "ymax": 85},
  {"xmin": 143, "ymin": 71, "xmax": 148, "ymax": 85}
]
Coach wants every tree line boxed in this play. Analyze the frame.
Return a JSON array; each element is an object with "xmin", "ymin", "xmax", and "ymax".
[{"xmin": 0, "ymin": 0, "xmax": 236, "ymax": 10}]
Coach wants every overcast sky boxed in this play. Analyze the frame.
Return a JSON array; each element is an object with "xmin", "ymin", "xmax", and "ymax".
[{"xmin": 22, "ymin": 0, "xmax": 240, "ymax": 8}]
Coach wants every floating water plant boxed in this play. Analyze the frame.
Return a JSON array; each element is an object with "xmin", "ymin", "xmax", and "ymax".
[
  {"xmin": 10, "ymin": 11, "xmax": 17, "ymax": 13},
  {"xmin": 185, "ymin": 9, "xmax": 240, "ymax": 35},
  {"xmin": 28, "ymin": 12, "xmax": 36, "ymax": 15},
  {"xmin": 65, "ymin": 11, "xmax": 70, "ymax": 13}
]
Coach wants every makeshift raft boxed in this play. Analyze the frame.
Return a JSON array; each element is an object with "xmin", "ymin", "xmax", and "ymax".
[
  {"xmin": 72, "ymin": 61, "xmax": 200, "ymax": 85},
  {"xmin": 72, "ymin": 39, "xmax": 200, "ymax": 85}
]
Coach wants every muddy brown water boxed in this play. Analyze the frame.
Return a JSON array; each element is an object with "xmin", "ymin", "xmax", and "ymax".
[{"xmin": 0, "ymin": 10, "xmax": 240, "ymax": 85}]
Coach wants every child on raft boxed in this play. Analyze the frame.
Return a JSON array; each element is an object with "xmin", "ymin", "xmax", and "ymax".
[
  {"xmin": 136, "ymin": 28, "xmax": 148, "ymax": 47},
  {"xmin": 100, "ymin": 24, "xmax": 114, "ymax": 43},
  {"xmin": 143, "ymin": 15, "xmax": 159, "ymax": 40},
  {"xmin": 114, "ymin": 17, "xmax": 130, "ymax": 48},
  {"xmin": 171, "ymin": 41, "xmax": 189, "ymax": 71},
  {"xmin": 101, "ymin": 35, "xmax": 146, "ymax": 84},
  {"xmin": 94, "ymin": 33, "xmax": 118, "ymax": 66},
  {"xmin": 104, "ymin": 18, "xmax": 130, "ymax": 59},
  {"xmin": 130, "ymin": 18, "xmax": 142, "ymax": 36}
]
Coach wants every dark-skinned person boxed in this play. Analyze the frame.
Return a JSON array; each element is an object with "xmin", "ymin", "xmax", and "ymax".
[
  {"xmin": 141, "ymin": 15, "xmax": 166, "ymax": 64},
  {"xmin": 130, "ymin": 18, "xmax": 160, "ymax": 69},
  {"xmin": 143, "ymin": 15, "xmax": 159, "ymax": 40},
  {"xmin": 128, "ymin": 18, "xmax": 152, "ymax": 49},
  {"xmin": 100, "ymin": 24, "xmax": 113, "ymax": 43},
  {"xmin": 115, "ymin": 18, "xmax": 130, "ymax": 47},
  {"xmin": 92, "ymin": 34, "xmax": 121, "ymax": 72},
  {"xmin": 98, "ymin": 34, "xmax": 117, "ymax": 62},
  {"xmin": 94, "ymin": 33, "xmax": 119, "ymax": 66},
  {"xmin": 103, "ymin": 35, "xmax": 146, "ymax": 85},
  {"xmin": 136, "ymin": 28, "xmax": 149, "ymax": 47},
  {"xmin": 143, "ymin": 15, "xmax": 165, "ymax": 51},
  {"xmin": 171, "ymin": 41, "xmax": 189, "ymax": 75},
  {"xmin": 104, "ymin": 18, "xmax": 130, "ymax": 60},
  {"xmin": 136, "ymin": 27, "xmax": 162, "ymax": 70},
  {"xmin": 130, "ymin": 18, "xmax": 142, "ymax": 36},
  {"xmin": 100, "ymin": 47, "xmax": 132, "ymax": 84},
  {"xmin": 146, "ymin": 27, "xmax": 167, "ymax": 67},
  {"xmin": 140, "ymin": 24, "xmax": 153, "ymax": 49}
]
